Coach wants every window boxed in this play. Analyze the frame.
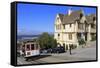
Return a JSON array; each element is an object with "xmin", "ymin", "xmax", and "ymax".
[
  {"xmin": 77, "ymin": 33, "xmax": 81, "ymax": 39},
  {"xmin": 26, "ymin": 45, "xmax": 30, "ymax": 51},
  {"xmin": 69, "ymin": 24, "xmax": 72, "ymax": 27},
  {"xmin": 31, "ymin": 44, "xmax": 34, "ymax": 50},
  {"xmin": 58, "ymin": 33, "xmax": 60, "ymax": 39},
  {"xmin": 78, "ymin": 23, "xmax": 84, "ymax": 29},
  {"xmin": 59, "ymin": 24, "xmax": 61, "ymax": 30},
  {"xmin": 58, "ymin": 25, "xmax": 60, "ymax": 29},
  {"xmin": 60, "ymin": 24, "xmax": 61, "ymax": 29},
  {"xmin": 91, "ymin": 23, "xmax": 95, "ymax": 28},
  {"xmin": 27, "ymin": 52, "xmax": 30, "ymax": 55},
  {"xmin": 69, "ymin": 34, "xmax": 72, "ymax": 40},
  {"xmin": 63, "ymin": 24, "xmax": 65, "ymax": 29},
  {"xmin": 56, "ymin": 24, "xmax": 61, "ymax": 30},
  {"xmin": 58, "ymin": 33, "xmax": 60, "ymax": 37}
]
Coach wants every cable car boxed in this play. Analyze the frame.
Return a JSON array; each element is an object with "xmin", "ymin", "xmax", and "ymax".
[{"xmin": 21, "ymin": 41, "xmax": 40, "ymax": 58}]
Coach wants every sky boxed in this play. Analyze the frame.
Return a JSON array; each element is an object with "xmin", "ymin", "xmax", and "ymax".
[{"xmin": 17, "ymin": 3, "xmax": 96, "ymax": 35}]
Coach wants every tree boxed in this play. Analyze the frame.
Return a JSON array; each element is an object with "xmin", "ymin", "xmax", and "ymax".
[
  {"xmin": 38, "ymin": 32, "xmax": 57, "ymax": 49},
  {"xmin": 48, "ymin": 37, "xmax": 57, "ymax": 48}
]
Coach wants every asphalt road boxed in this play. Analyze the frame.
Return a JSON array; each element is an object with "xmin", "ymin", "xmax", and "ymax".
[{"xmin": 17, "ymin": 41, "xmax": 97, "ymax": 65}]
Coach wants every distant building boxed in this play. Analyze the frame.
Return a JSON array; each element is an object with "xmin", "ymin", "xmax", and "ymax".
[{"xmin": 54, "ymin": 9, "xmax": 96, "ymax": 50}]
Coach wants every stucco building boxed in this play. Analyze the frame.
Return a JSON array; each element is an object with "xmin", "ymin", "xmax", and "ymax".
[{"xmin": 54, "ymin": 9, "xmax": 96, "ymax": 50}]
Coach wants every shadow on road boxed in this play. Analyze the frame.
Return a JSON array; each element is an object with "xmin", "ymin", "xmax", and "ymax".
[{"xmin": 25, "ymin": 55, "xmax": 51, "ymax": 61}]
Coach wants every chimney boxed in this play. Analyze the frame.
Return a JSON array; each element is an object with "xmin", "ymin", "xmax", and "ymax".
[{"xmin": 68, "ymin": 8, "xmax": 72, "ymax": 15}]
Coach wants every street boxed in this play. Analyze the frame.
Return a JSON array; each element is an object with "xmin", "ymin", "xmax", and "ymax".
[{"xmin": 17, "ymin": 41, "xmax": 97, "ymax": 65}]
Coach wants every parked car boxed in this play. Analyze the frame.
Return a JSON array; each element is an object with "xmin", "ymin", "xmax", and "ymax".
[
  {"xmin": 51, "ymin": 46, "xmax": 65, "ymax": 53},
  {"xmin": 40, "ymin": 49, "xmax": 47, "ymax": 54},
  {"xmin": 40, "ymin": 46, "xmax": 65, "ymax": 54},
  {"xmin": 47, "ymin": 48, "xmax": 52, "ymax": 53}
]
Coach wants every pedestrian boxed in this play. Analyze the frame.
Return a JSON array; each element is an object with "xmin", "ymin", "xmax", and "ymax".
[{"xmin": 69, "ymin": 45, "xmax": 72, "ymax": 55}]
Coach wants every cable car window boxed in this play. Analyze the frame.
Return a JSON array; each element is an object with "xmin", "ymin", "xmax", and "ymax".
[
  {"xmin": 26, "ymin": 45, "xmax": 30, "ymax": 51},
  {"xmin": 31, "ymin": 44, "xmax": 34, "ymax": 50},
  {"xmin": 27, "ymin": 52, "xmax": 30, "ymax": 55}
]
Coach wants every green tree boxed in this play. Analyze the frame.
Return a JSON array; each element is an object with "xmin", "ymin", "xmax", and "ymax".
[{"xmin": 38, "ymin": 32, "xmax": 57, "ymax": 49}]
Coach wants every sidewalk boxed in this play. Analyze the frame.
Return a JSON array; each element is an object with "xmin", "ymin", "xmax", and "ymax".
[{"xmin": 51, "ymin": 41, "xmax": 96, "ymax": 60}]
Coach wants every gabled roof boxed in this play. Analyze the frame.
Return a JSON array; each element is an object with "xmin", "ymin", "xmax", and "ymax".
[
  {"xmin": 62, "ymin": 10, "xmax": 83, "ymax": 24},
  {"xmin": 58, "ymin": 14, "xmax": 64, "ymax": 22},
  {"xmin": 86, "ymin": 14, "xmax": 96, "ymax": 24},
  {"xmin": 57, "ymin": 9, "xmax": 96, "ymax": 24}
]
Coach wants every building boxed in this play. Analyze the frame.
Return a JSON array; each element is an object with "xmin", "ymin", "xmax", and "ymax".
[{"xmin": 54, "ymin": 9, "xmax": 96, "ymax": 50}]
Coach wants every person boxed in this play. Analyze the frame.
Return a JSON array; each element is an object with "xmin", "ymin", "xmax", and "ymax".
[{"xmin": 69, "ymin": 44, "xmax": 72, "ymax": 55}]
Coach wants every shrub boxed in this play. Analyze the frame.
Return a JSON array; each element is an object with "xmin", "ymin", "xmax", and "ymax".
[
  {"xmin": 78, "ymin": 38, "xmax": 85, "ymax": 45},
  {"xmin": 91, "ymin": 35, "xmax": 96, "ymax": 41}
]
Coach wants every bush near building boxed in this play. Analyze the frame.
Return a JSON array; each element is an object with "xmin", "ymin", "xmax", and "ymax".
[
  {"xmin": 91, "ymin": 35, "xmax": 96, "ymax": 41},
  {"xmin": 78, "ymin": 38, "xmax": 85, "ymax": 45}
]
